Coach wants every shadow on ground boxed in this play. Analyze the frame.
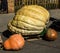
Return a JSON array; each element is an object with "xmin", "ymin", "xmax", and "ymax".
[{"xmin": 2, "ymin": 30, "xmax": 13, "ymax": 38}]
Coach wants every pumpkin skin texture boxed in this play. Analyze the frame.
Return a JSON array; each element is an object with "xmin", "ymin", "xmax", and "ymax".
[
  {"xmin": 4, "ymin": 34, "xmax": 25, "ymax": 50},
  {"xmin": 45, "ymin": 28, "xmax": 57, "ymax": 41},
  {"xmin": 8, "ymin": 5, "xmax": 50, "ymax": 35},
  {"xmin": 4, "ymin": 39, "xmax": 11, "ymax": 50}
]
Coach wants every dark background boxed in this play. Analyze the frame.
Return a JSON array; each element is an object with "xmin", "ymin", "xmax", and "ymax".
[{"xmin": 0, "ymin": 0, "xmax": 60, "ymax": 13}]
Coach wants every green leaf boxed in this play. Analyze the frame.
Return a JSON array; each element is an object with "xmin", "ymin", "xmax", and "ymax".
[{"xmin": 40, "ymin": 28, "xmax": 47, "ymax": 36}]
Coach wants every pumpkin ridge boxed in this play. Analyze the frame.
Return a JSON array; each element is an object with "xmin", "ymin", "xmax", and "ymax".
[
  {"xmin": 21, "ymin": 5, "xmax": 49, "ymax": 19},
  {"xmin": 14, "ymin": 14, "xmax": 45, "ymax": 23},
  {"xmin": 14, "ymin": 36, "xmax": 25, "ymax": 48},
  {"xmin": 34, "ymin": 5, "xmax": 49, "ymax": 17},
  {"xmin": 11, "ymin": 36, "xmax": 21, "ymax": 49},
  {"xmin": 24, "ymin": 6, "xmax": 47, "ymax": 19},
  {"xmin": 19, "ymin": 9, "xmax": 46, "ymax": 22},
  {"xmin": 9, "ymin": 37, "xmax": 19, "ymax": 50},
  {"xmin": 11, "ymin": 24, "xmax": 44, "ymax": 31},
  {"xmin": 17, "ymin": 20, "xmax": 45, "ymax": 28},
  {"xmin": 11, "ymin": 20, "xmax": 45, "ymax": 30},
  {"xmin": 13, "ymin": 15, "xmax": 45, "ymax": 27},
  {"xmin": 8, "ymin": 22, "xmax": 43, "ymax": 35}
]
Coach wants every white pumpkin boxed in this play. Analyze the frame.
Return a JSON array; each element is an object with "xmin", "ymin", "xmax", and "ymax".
[{"xmin": 8, "ymin": 5, "xmax": 50, "ymax": 35}]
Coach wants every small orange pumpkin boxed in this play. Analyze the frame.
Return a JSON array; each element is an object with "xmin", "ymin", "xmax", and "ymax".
[{"xmin": 4, "ymin": 34, "xmax": 25, "ymax": 50}]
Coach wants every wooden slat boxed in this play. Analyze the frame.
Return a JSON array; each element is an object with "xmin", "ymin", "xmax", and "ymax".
[{"xmin": 9, "ymin": 0, "xmax": 59, "ymax": 13}]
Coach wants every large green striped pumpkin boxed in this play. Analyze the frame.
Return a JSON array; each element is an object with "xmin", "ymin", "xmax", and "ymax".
[{"xmin": 8, "ymin": 5, "xmax": 50, "ymax": 35}]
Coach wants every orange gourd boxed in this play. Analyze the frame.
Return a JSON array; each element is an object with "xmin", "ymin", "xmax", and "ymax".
[
  {"xmin": 45, "ymin": 28, "xmax": 57, "ymax": 41},
  {"xmin": 4, "ymin": 34, "xmax": 25, "ymax": 50}
]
